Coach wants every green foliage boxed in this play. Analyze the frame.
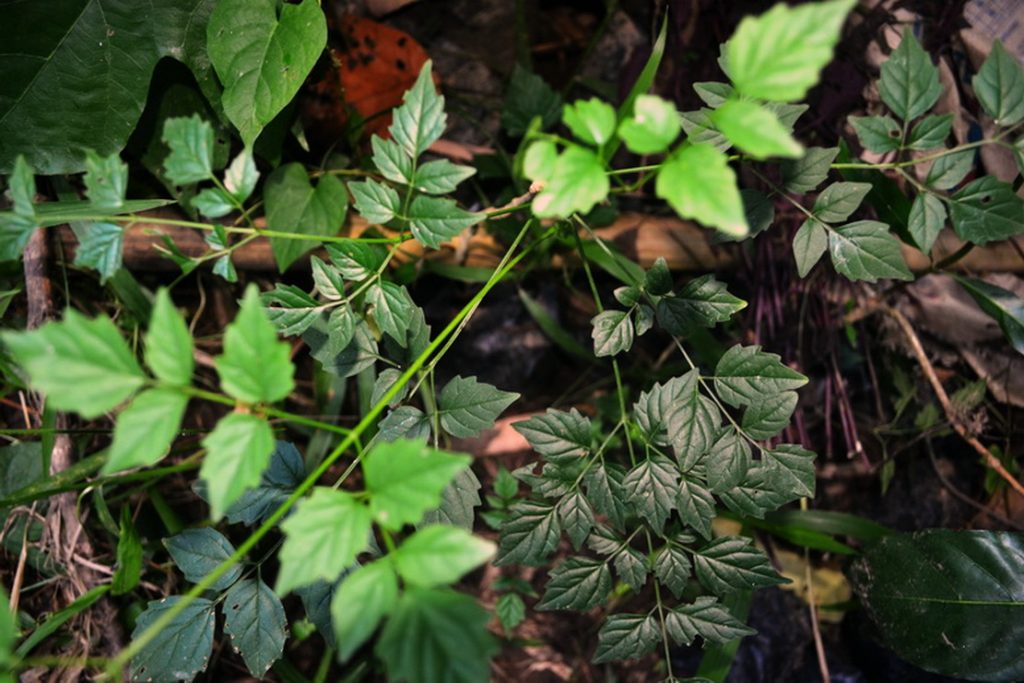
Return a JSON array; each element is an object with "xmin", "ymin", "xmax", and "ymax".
[
  {"xmin": 216, "ymin": 285, "xmax": 295, "ymax": 404},
  {"xmin": 879, "ymin": 32, "xmax": 942, "ymax": 122},
  {"xmin": 199, "ymin": 413, "xmax": 276, "ymax": 521},
  {"xmin": 438, "ymin": 376, "xmax": 519, "ymax": 438},
  {"xmin": 130, "ymin": 598, "xmax": 216, "ymax": 683},
  {"xmin": 332, "ymin": 560, "xmax": 399, "ymax": 661},
  {"xmin": 222, "ymin": 579, "xmax": 287, "ymax": 678},
  {"xmin": 364, "ymin": 439, "xmax": 469, "ymax": 530},
  {"xmin": 105, "ymin": 389, "xmax": 189, "ymax": 473},
  {"xmin": 265, "ymin": 164, "xmax": 348, "ymax": 271},
  {"xmin": 392, "ymin": 525, "xmax": 495, "ymax": 587},
  {"xmin": 164, "ymin": 528, "xmax": 243, "ymax": 592},
  {"xmin": 973, "ymin": 41, "xmax": 1024, "ymax": 127},
  {"xmin": 656, "ymin": 144, "xmax": 748, "ymax": 237}
]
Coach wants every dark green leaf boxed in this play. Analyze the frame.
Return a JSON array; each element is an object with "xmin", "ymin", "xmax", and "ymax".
[
  {"xmin": 926, "ymin": 148, "xmax": 975, "ymax": 190},
  {"xmin": 954, "ymin": 276, "xmax": 1024, "ymax": 355},
  {"xmin": 666, "ymin": 372, "xmax": 721, "ymax": 470},
  {"xmin": 163, "ymin": 528, "xmax": 241, "ymax": 592},
  {"xmin": 645, "ymin": 257, "xmax": 673, "ymax": 296},
  {"xmin": 216, "ymin": 285, "xmax": 295, "ymax": 403},
  {"xmin": 407, "ymin": 194, "xmax": 479, "ymax": 249},
  {"xmin": 908, "ymin": 192, "xmax": 947, "ymax": 252},
  {"xmin": 413, "ymin": 159, "xmax": 476, "ymax": 195},
  {"xmin": 421, "ymin": 465, "xmax": 481, "ymax": 531},
  {"xmin": 654, "ymin": 545, "xmax": 693, "ymax": 598},
  {"xmin": 828, "ymin": 220, "xmax": 914, "ymax": 282},
  {"xmin": 496, "ymin": 501, "xmax": 560, "ymax": 566},
  {"xmin": 614, "ymin": 546, "xmax": 649, "ymax": 592},
  {"xmin": 364, "ymin": 439, "xmax": 469, "ymax": 531},
  {"xmin": 377, "ymin": 406, "xmax": 432, "ymax": 443},
  {"xmin": 949, "ymin": 176, "xmax": 1024, "ymax": 245},
  {"xmin": 368, "ymin": 281, "xmax": 415, "ymax": 345},
  {"xmin": 656, "ymin": 275, "xmax": 745, "ymax": 335},
  {"xmin": 214, "ymin": 441, "xmax": 305, "ymax": 526},
  {"xmin": 537, "ymin": 557, "xmax": 611, "ymax": 610},
  {"xmin": 813, "ymin": 182, "xmax": 871, "ymax": 223},
  {"xmin": 112, "ymin": 507, "xmax": 142, "ymax": 596},
  {"xmin": 224, "ymin": 149, "xmax": 259, "ymax": 203},
  {"xmin": 199, "ymin": 413, "xmax": 275, "ymax": 521},
  {"xmin": 591, "ymin": 309, "xmax": 634, "ymax": 357},
  {"xmin": 849, "ymin": 115, "xmax": 902, "ymax": 153},
  {"xmin": 714, "ymin": 344, "xmax": 807, "ymax": 407},
  {"xmin": 623, "ymin": 455, "xmax": 679, "ymax": 533},
  {"xmin": 514, "ymin": 408, "xmax": 592, "ymax": 464},
  {"xmin": 693, "ymin": 82, "xmax": 735, "ymax": 108},
  {"xmin": 679, "ymin": 109, "xmax": 730, "ymax": 151},
  {"xmin": 907, "ymin": 114, "xmax": 952, "ymax": 150},
  {"xmin": 350, "ymin": 179, "xmax": 402, "ymax": 225},
  {"xmin": 260, "ymin": 284, "xmax": 324, "ymax": 337},
  {"xmin": 666, "ymin": 596, "xmax": 755, "ymax": 646},
  {"xmin": 741, "ymin": 391, "xmax": 798, "ymax": 440},
  {"xmin": 0, "ymin": 442, "xmax": 43, "ymax": 499},
  {"xmin": 502, "ymin": 65, "xmax": 562, "ymax": 136},
  {"xmin": 693, "ymin": 536, "xmax": 786, "ymax": 595},
  {"xmin": 706, "ymin": 428, "xmax": 751, "ymax": 493},
  {"xmin": 973, "ymin": 41, "xmax": 1024, "ymax": 127},
  {"xmin": 439, "ymin": 375, "xmax": 519, "ymax": 438},
  {"xmin": 677, "ymin": 477, "xmax": 716, "ymax": 540},
  {"xmin": 717, "ymin": 466, "xmax": 788, "ymax": 519},
  {"xmin": 584, "ymin": 463, "xmax": 630, "ymax": 531},
  {"xmin": 332, "ymin": 560, "xmax": 398, "ymax": 661},
  {"xmin": 129, "ymin": 597, "xmax": 215, "ymax": 683},
  {"xmin": 495, "ymin": 593, "xmax": 525, "ymax": 634},
  {"xmin": 223, "ymin": 579, "xmax": 286, "ymax": 677},
  {"xmin": 764, "ymin": 443, "xmax": 816, "ymax": 498},
  {"xmin": 592, "ymin": 613, "xmax": 660, "ymax": 663},
  {"xmin": 304, "ymin": 311, "xmax": 375, "ymax": 378},
  {"xmin": 879, "ymin": 32, "xmax": 942, "ymax": 121},
  {"xmin": 781, "ymin": 147, "xmax": 839, "ymax": 193},
  {"xmin": 556, "ymin": 491, "xmax": 595, "ymax": 549}
]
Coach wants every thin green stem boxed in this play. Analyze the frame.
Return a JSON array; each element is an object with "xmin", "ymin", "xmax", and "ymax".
[{"xmin": 646, "ymin": 529, "xmax": 675, "ymax": 680}]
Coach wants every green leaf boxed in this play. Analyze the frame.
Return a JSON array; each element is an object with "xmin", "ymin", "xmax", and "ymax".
[
  {"xmin": 726, "ymin": 0, "xmax": 856, "ymax": 101},
  {"xmin": 741, "ymin": 391, "xmax": 798, "ymax": 440},
  {"xmin": 112, "ymin": 507, "xmax": 142, "ymax": 596},
  {"xmin": 617, "ymin": 94, "xmax": 681, "ymax": 154},
  {"xmin": 72, "ymin": 222, "xmax": 123, "ymax": 283},
  {"xmin": 223, "ymin": 579, "xmax": 286, "ymax": 678},
  {"xmin": 656, "ymin": 143, "xmax": 747, "ymax": 237},
  {"xmin": 310, "ymin": 256, "xmax": 346, "ymax": 300},
  {"xmin": 530, "ymin": 144, "xmax": 610, "ymax": 219},
  {"xmin": 793, "ymin": 218, "xmax": 829, "ymax": 278},
  {"xmin": 849, "ymin": 115, "xmax": 902, "ymax": 153},
  {"xmin": 879, "ymin": 32, "xmax": 942, "ymax": 121},
  {"xmin": 949, "ymin": 176, "xmax": 1024, "ymax": 245},
  {"xmin": 694, "ymin": 536, "xmax": 786, "ymax": 596},
  {"xmin": 584, "ymin": 464, "xmax": 630, "ymax": 531},
  {"xmin": 623, "ymin": 455, "xmax": 679, "ymax": 533},
  {"xmin": 191, "ymin": 187, "xmax": 234, "ymax": 218},
  {"xmin": 84, "ymin": 150, "xmax": 127, "ymax": 211},
  {"xmin": 496, "ymin": 501, "xmax": 561, "ymax": 566},
  {"xmin": 213, "ymin": 441, "xmax": 305, "ymax": 526},
  {"xmin": 376, "ymin": 588, "xmax": 497, "ymax": 683},
  {"xmin": 850, "ymin": 530, "xmax": 1024, "ymax": 681},
  {"xmin": 712, "ymin": 99, "xmax": 803, "ymax": 159},
  {"xmin": 0, "ymin": 1, "xmax": 218, "ymax": 175},
  {"xmin": 654, "ymin": 545, "xmax": 693, "ymax": 598},
  {"xmin": 667, "ymin": 373, "xmax": 721, "ymax": 469},
  {"xmin": 216, "ymin": 285, "xmax": 295, "ymax": 404},
  {"xmin": 644, "ymin": 257, "xmax": 673, "ymax": 296},
  {"xmin": 368, "ymin": 281, "xmax": 415, "ymax": 345},
  {"xmin": 350, "ymin": 179, "xmax": 402, "ymax": 225},
  {"xmin": 162, "ymin": 115, "xmax": 215, "ymax": 184},
  {"xmin": 502, "ymin": 65, "xmax": 562, "ymax": 136},
  {"xmin": 677, "ymin": 477, "xmax": 716, "ymax": 540},
  {"xmin": 666, "ymin": 596, "xmax": 756, "ymax": 646},
  {"xmin": 656, "ymin": 274, "xmax": 746, "ymax": 335},
  {"xmin": 163, "ymin": 527, "xmax": 242, "ymax": 592},
  {"xmin": 260, "ymin": 284, "xmax": 324, "ymax": 337},
  {"xmin": 130, "ymin": 597, "xmax": 215, "ymax": 683},
  {"xmin": 495, "ymin": 593, "xmax": 526, "ymax": 635},
  {"xmin": 513, "ymin": 409, "xmax": 592, "ymax": 464},
  {"xmin": 390, "ymin": 61, "xmax": 446, "ymax": 158},
  {"xmin": 537, "ymin": 557, "xmax": 611, "ymax": 610},
  {"xmin": 0, "ymin": 212, "xmax": 35, "ymax": 262},
  {"xmin": 439, "ymin": 375, "xmax": 519, "ymax": 438},
  {"xmin": 954, "ymin": 276, "xmax": 1024, "ymax": 355},
  {"xmin": 781, "ymin": 147, "xmax": 839, "ymax": 193},
  {"xmin": 208, "ymin": 0, "xmax": 326, "ymax": 147},
  {"xmin": 277, "ymin": 488, "xmax": 371, "ymax": 595},
  {"xmin": 332, "ymin": 559, "xmax": 398, "ymax": 661},
  {"xmin": 377, "ymin": 405, "xmax": 432, "ymax": 443},
  {"xmin": 907, "ymin": 114, "xmax": 952, "ymax": 151},
  {"xmin": 213, "ymin": 254, "xmax": 238, "ymax": 282},
  {"xmin": 199, "ymin": 413, "xmax": 275, "ymax": 521},
  {"xmin": 813, "ymin": 182, "xmax": 871, "ymax": 222},
  {"xmin": 614, "ymin": 546, "xmax": 649, "ymax": 592},
  {"xmin": 908, "ymin": 192, "xmax": 947, "ymax": 252},
  {"xmin": 717, "ymin": 465, "xmax": 789, "ymax": 519},
  {"xmin": 706, "ymin": 428, "xmax": 751, "ymax": 493},
  {"xmin": 591, "ymin": 309, "xmax": 634, "ymax": 357},
  {"xmin": 297, "ymin": 581, "xmax": 335, "ymax": 648},
  {"xmin": 714, "ymin": 344, "xmax": 807, "ymax": 408},
  {"xmin": 828, "ymin": 220, "xmax": 914, "ymax": 282},
  {"xmin": 679, "ymin": 109, "xmax": 730, "ymax": 151},
  {"xmin": 764, "ymin": 444, "xmax": 816, "ymax": 498},
  {"xmin": 393, "ymin": 525, "xmax": 495, "ymax": 587},
  {"xmin": 563, "ymin": 98, "xmax": 616, "ymax": 147},
  {"xmin": 265, "ymin": 164, "xmax": 348, "ymax": 271},
  {"xmin": 694, "ymin": 81, "xmax": 735, "ymax": 108},
  {"xmin": 972, "ymin": 40, "xmax": 1024, "ymax": 127},
  {"xmin": 592, "ymin": 613, "xmax": 660, "ymax": 663},
  {"xmin": 104, "ymin": 389, "xmax": 188, "ymax": 474},
  {"xmin": 412, "ymin": 159, "xmax": 476, "ymax": 195},
  {"xmin": 364, "ymin": 439, "xmax": 469, "ymax": 531},
  {"xmin": 0, "ymin": 442, "xmax": 43, "ymax": 499},
  {"xmin": 1, "ymin": 310, "xmax": 144, "ymax": 418},
  {"xmin": 926, "ymin": 148, "xmax": 975, "ymax": 190},
  {"xmin": 371, "ymin": 136, "xmax": 414, "ymax": 185},
  {"xmin": 224, "ymin": 149, "xmax": 259, "ymax": 203},
  {"xmin": 407, "ymin": 194, "xmax": 479, "ymax": 249},
  {"xmin": 557, "ymin": 491, "xmax": 595, "ymax": 549},
  {"xmin": 635, "ymin": 372, "xmax": 694, "ymax": 449},
  {"xmin": 306, "ymin": 316, "xmax": 377, "ymax": 378}
]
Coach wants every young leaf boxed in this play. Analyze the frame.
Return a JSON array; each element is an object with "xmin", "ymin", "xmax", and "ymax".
[
  {"xmin": 654, "ymin": 545, "xmax": 693, "ymax": 598},
  {"xmin": 712, "ymin": 99, "xmax": 803, "ymax": 159},
  {"xmin": 191, "ymin": 187, "xmax": 234, "ymax": 218},
  {"xmin": 656, "ymin": 143, "xmax": 747, "ymax": 237},
  {"xmin": 562, "ymin": 98, "xmax": 616, "ymax": 147},
  {"xmin": 389, "ymin": 61, "xmax": 446, "ymax": 158},
  {"xmin": 849, "ymin": 115, "xmax": 902, "ymax": 153},
  {"xmin": 726, "ymin": 0, "xmax": 856, "ymax": 102},
  {"xmin": 677, "ymin": 477, "xmax": 716, "ymax": 540},
  {"xmin": 1, "ymin": 310, "xmax": 144, "ymax": 418},
  {"xmin": 557, "ymin": 491, "xmax": 596, "ymax": 549},
  {"xmin": 495, "ymin": 501, "xmax": 561, "ymax": 566},
  {"xmin": 163, "ymin": 528, "xmax": 242, "ymax": 592},
  {"xmin": 623, "ymin": 455, "xmax": 680, "ymax": 533},
  {"xmin": 828, "ymin": 220, "xmax": 914, "ymax": 282},
  {"xmin": 907, "ymin": 114, "xmax": 952, "ymax": 151},
  {"xmin": 392, "ymin": 525, "xmax": 495, "ymax": 587},
  {"xmin": 972, "ymin": 40, "xmax": 1024, "ymax": 127},
  {"xmin": 781, "ymin": 146, "xmax": 839, "ymax": 193},
  {"xmin": 332, "ymin": 560, "xmax": 399, "ymax": 661},
  {"xmin": 349, "ymin": 179, "xmax": 402, "ymax": 225},
  {"xmin": 438, "ymin": 375, "xmax": 519, "ymax": 438},
  {"xmin": 656, "ymin": 274, "xmax": 746, "ymax": 335},
  {"xmin": 537, "ymin": 557, "xmax": 612, "ymax": 611},
  {"xmin": 145, "ymin": 288, "xmax": 193, "ymax": 386},
  {"xmin": 376, "ymin": 588, "xmax": 497, "ymax": 683},
  {"xmin": 162, "ymin": 115, "xmax": 214, "ymax": 184},
  {"xmin": 367, "ymin": 281, "xmax": 415, "ymax": 345},
  {"xmin": 813, "ymin": 182, "xmax": 872, "ymax": 223},
  {"xmin": 215, "ymin": 285, "xmax": 295, "ymax": 404},
  {"xmin": 364, "ymin": 439, "xmax": 470, "ymax": 530},
  {"xmin": 706, "ymin": 428, "xmax": 751, "ymax": 493},
  {"xmin": 84, "ymin": 150, "xmax": 127, "ymax": 210},
  {"xmin": 199, "ymin": 413, "xmax": 275, "ymax": 521},
  {"xmin": 407, "ymin": 194, "xmax": 479, "ymax": 249},
  {"xmin": 223, "ymin": 579, "xmax": 286, "ymax": 678},
  {"xmin": 265, "ymin": 164, "xmax": 348, "ymax": 271},
  {"xmin": 617, "ymin": 94, "xmax": 681, "ymax": 154},
  {"xmin": 741, "ymin": 391, "xmax": 798, "ymax": 440},
  {"xmin": 793, "ymin": 218, "xmax": 829, "ymax": 278},
  {"xmin": 502, "ymin": 65, "xmax": 562, "ymax": 136},
  {"xmin": 72, "ymin": 221, "xmax": 124, "ymax": 283},
  {"xmin": 513, "ymin": 408, "xmax": 592, "ymax": 464},
  {"xmin": 949, "ymin": 176, "xmax": 1024, "ymax": 245},
  {"xmin": 764, "ymin": 443, "xmax": 817, "ymax": 498},
  {"xmin": 104, "ymin": 389, "xmax": 188, "ymax": 473},
  {"xmin": 260, "ymin": 284, "xmax": 324, "ymax": 337},
  {"xmin": 693, "ymin": 536, "xmax": 786, "ymax": 595},
  {"xmin": 591, "ymin": 309, "xmax": 634, "ymax": 357},
  {"xmin": 879, "ymin": 32, "xmax": 942, "ymax": 121},
  {"xmin": 129, "ymin": 597, "xmax": 215, "ymax": 683},
  {"xmin": 277, "ymin": 488, "xmax": 371, "ymax": 595},
  {"xmin": 714, "ymin": 344, "xmax": 807, "ymax": 408},
  {"xmin": 208, "ymin": 0, "xmax": 326, "ymax": 147},
  {"xmin": 666, "ymin": 596, "xmax": 756, "ymax": 646},
  {"xmin": 530, "ymin": 144, "xmax": 610, "ymax": 219},
  {"xmin": 926, "ymin": 148, "xmax": 975, "ymax": 190},
  {"xmin": 908, "ymin": 192, "xmax": 947, "ymax": 253},
  {"xmin": 592, "ymin": 613, "xmax": 660, "ymax": 663}
]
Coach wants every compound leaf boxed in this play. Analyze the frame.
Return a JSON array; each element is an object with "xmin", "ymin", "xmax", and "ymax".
[
  {"xmin": 364, "ymin": 439, "xmax": 469, "ymax": 531},
  {"xmin": 215, "ymin": 285, "xmax": 295, "ymax": 404},
  {"xmin": 537, "ymin": 557, "xmax": 612, "ymax": 611},
  {"xmin": 199, "ymin": 413, "xmax": 275, "ymax": 521},
  {"xmin": 163, "ymin": 527, "xmax": 242, "ymax": 592},
  {"xmin": 439, "ymin": 376, "xmax": 519, "ymax": 438}
]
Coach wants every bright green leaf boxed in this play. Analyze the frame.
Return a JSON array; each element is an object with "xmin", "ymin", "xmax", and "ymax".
[
  {"xmin": 407, "ymin": 194, "xmax": 479, "ymax": 249},
  {"xmin": 224, "ymin": 148, "xmax": 259, "ymax": 203},
  {"xmin": 563, "ymin": 98, "xmax": 616, "ymax": 147},
  {"xmin": 713, "ymin": 99, "xmax": 803, "ymax": 159},
  {"xmin": 438, "ymin": 375, "xmax": 519, "ymax": 438},
  {"xmin": 84, "ymin": 150, "xmax": 127, "ymax": 210},
  {"xmin": 413, "ymin": 159, "xmax": 476, "ymax": 195},
  {"xmin": 367, "ymin": 281, "xmax": 415, "ymax": 345},
  {"xmin": 531, "ymin": 145, "xmax": 609, "ymax": 219},
  {"xmin": 215, "ymin": 285, "xmax": 295, "ymax": 404},
  {"xmin": 162, "ymin": 115, "xmax": 214, "ymax": 184},
  {"xmin": 656, "ymin": 143, "xmax": 747, "ymax": 237},
  {"xmin": 926, "ymin": 148, "xmax": 975, "ymax": 190},
  {"xmin": 266, "ymin": 164, "xmax": 348, "ymax": 271},
  {"xmin": 364, "ymin": 439, "xmax": 469, "ymax": 530},
  {"xmin": 199, "ymin": 413, "xmax": 275, "ymax": 521},
  {"xmin": 332, "ymin": 559, "xmax": 398, "ymax": 661},
  {"xmin": 73, "ymin": 222, "xmax": 124, "ymax": 283},
  {"xmin": 104, "ymin": 389, "xmax": 188, "ymax": 474},
  {"xmin": 393, "ymin": 525, "xmax": 495, "ymax": 587},
  {"xmin": 617, "ymin": 94, "xmax": 681, "ymax": 154}
]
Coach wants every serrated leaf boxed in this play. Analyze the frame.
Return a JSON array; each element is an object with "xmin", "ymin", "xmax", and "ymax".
[
  {"xmin": 393, "ymin": 525, "xmax": 495, "ymax": 587},
  {"xmin": 407, "ymin": 194, "xmax": 479, "ymax": 249},
  {"xmin": 656, "ymin": 143, "xmax": 747, "ymax": 236},
  {"xmin": 371, "ymin": 135, "xmax": 414, "ymax": 185},
  {"xmin": 216, "ymin": 285, "xmax": 295, "ymax": 403},
  {"xmin": 556, "ymin": 491, "xmax": 595, "ymax": 549},
  {"xmin": 656, "ymin": 274, "xmax": 746, "ymax": 335},
  {"xmin": 350, "ymin": 179, "xmax": 402, "ymax": 225},
  {"xmin": 654, "ymin": 545, "xmax": 693, "ymax": 598},
  {"xmin": 879, "ymin": 32, "xmax": 942, "ymax": 121},
  {"xmin": 266, "ymin": 164, "xmax": 348, "ymax": 271},
  {"xmin": 260, "ymin": 284, "xmax": 324, "ymax": 337},
  {"xmin": 793, "ymin": 218, "xmax": 829, "ymax": 278},
  {"xmin": 199, "ymin": 413, "xmax": 275, "ymax": 521},
  {"xmin": 850, "ymin": 115, "xmax": 902, "ymax": 153},
  {"xmin": 713, "ymin": 99, "xmax": 803, "ymax": 159},
  {"xmin": 537, "ymin": 557, "xmax": 611, "ymax": 610},
  {"xmin": 667, "ymin": 374, "xmax": 721, "ymax": 470},
  {"xmin": 618, "ymin": 94, "xmax": 681, "ymax": 154},
  {"xmin": 495, "ymin": 593, "xmax": 526, "ymax": 634},
  {"xmin": 726, "ymin": 0, "xmax": 856, "ymax": 101},
  {"xmin": 502, "ymin": 65, "xmax": 562, "ymax": 136},
  {"xmin": 163, "ymin": 528, "xmax": 242, "ymax": 591},
  {"xmin": 439, "ymin": 375, "xmax": 519, "ymax": 438},
  {"xmin": 563, "ymin": 98, "xmax": 616, "ymax": 146},
  {"xmin": 1, "ymin": 310, "xmax": 144, "ymax": 418},
  {"xmin": 676, "ymin": 478, "xmax": 716, "ymax": 540},
  {"xmin": 623, "ymin": 455, "xmax": 679, "ymax": 533},
  {"xmin": 591, "ymin": 309, "xmax": 634, "ymax": 357},
  {"xmin": 706, "ymin": 428, "xmax": 751, "ymax": 493},
  {"xmin": 513, "ymin": 408, "xmax": 592, "ymax": 464},
  {"xmin": 129, "ymin": 597, "xmax": 215, "ymax": 683},
  {"xmin": 614, "ymin": 547, "xmax": 649, "ymax": 592},
  {"xmin": 421, "ymin": 467, "xmax": 482, "ymax": 530},
  {"xmin": 584, "ymin": 464, "xmax": 630, "ymax": 531},
  {"xmin": 370, "ymin": 368, "xmax": 409, "ymax": 409},
  {"xmin": 208, "ymin": 0, "xmax": 325, "ymax": 147},
  {"xmin": 277, "ymin": 488, "xmax": 371, "ymax": 595},
  {"xmin": 694, "ymin": 536, "xmax": 786, "ymax": 595},
  {"xmin": 679, "ymin": 109, "xmax": 730, "ymax": 151},
  {"xmin": 162, "ymin": 115, "xmax": 214, "ymax": 184},
  {"xmin": 908, "ymin": 192, "xmax": 947, "ymax": 252},
  {"xmin": 666, "ymin": 596, "xmax": 755, "ymax": 646},
  {"xmin": 212, "ymin": 441, "xmax": 305, "ymax": 526},
  {"xmin": 223, "ymin": 579, "xmax": 286, "ymax": 677},
  {"xmin": 390, "ymin": 61, "xmax": 446, "ymax": 158},
  {"xmin": 303, "ymin": 310, "xmax": 373, "ymax": 378},
  {"xmin": 592, "ymin": 613, "xmax": 660, "ymax": 663},
  {"xmin": 367, "ymin": 281, "xmax": 415, "ymax": 346},
  {"xmin": 377, "ymin": 405, "xmax": 432, "ymax": 443},
  {"xmin": 144, "ymin": 289, "xmax": 193, "ymax": 386},
  {"xmin": 364, "ymin": 439, "xmax": 469, "ymax": 530},
  {"xmin": 105, "ymin": 389, "xmax": 188, "ymax": 474},
  {"xmin": 496, "ymin": 501, "xmax": 561, "ymax": 566},
  {"xmin": 717, "ymin": 465, "xmax": 788, "ymax": 519},
  {"xmin": 224, "ymin": 148, "xmax": 258, "ymax": 203},
  {"xmin": 742, "ymin": 391, "xmax": 798, "ymax": 440},
  {"xmin": 907, "ymin": 114, "xmax": 952, "ymax": 151},
  {"xmin": 765, "ymin": 443, "xmax": 817, "ymax": 498},
  {"xmin": 191, "ymin": 187, "xmax": 234, "ymax": 218},
  {"xmin": 813, "ymin": 182, "xmax": 871, "ymax": 222},
  {"xmin": 332, "ymin": 559, "xmax": 398, "ymax": 662},
  {"xmin": 926, "ymin": 148, "xmax": 975, "ymax": 190},
  {"xmin": 949, "ymin": 176, "xmax": 1024, "ymax": 245},
  {"xmin": 84, "ymin": 150, "xmax": 127, "ymax": 210},
  {"xmin": 413, "ymin": 159, "xmax": 476, "ymax": 195},
  {"xmin": 310, "ymin": 256, "xmax": 346, "ymax": 300},
  {"xmin": 829, "ymin": 219, "xmax": 913, "ymax": 281},
  {"xmin": 73, "ymin": 221, "xmax": 124, "ymax": 283},
  {"xmin": 530, "ymin": 144, "xmax": 609, "ymax": 219},
  {"xmin": 782, "ymin": 147, "xmax": 839, "ymax": 193},
  {"xmin": 973, "ymin": 40, "xmax": 1024, "ymax": 127},
  {"xmin": 714, "ymin": 344, "xmax": 807, "ymax": 408}
]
